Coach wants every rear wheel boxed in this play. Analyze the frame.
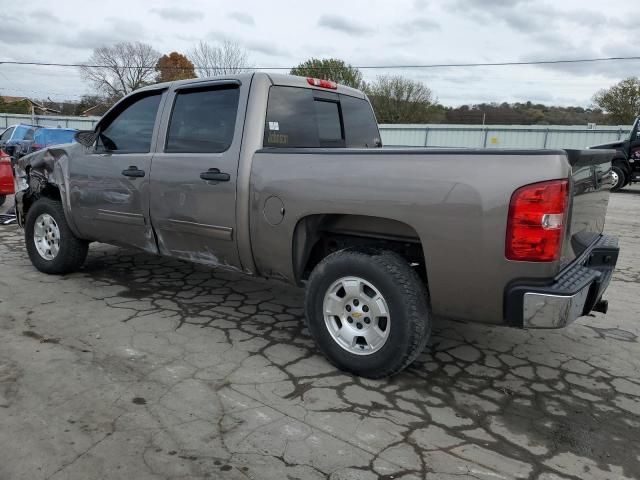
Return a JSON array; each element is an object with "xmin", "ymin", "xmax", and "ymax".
[
  {"xmin": 611, "ymin": 166, "xmax": 626, "ymax": 191},
  {"xmin": 25, "ymin": 197, "xmax": 88, "ymax": 274},
  {"xmin": 305, "ymin": 249, "xmax": 431, "ymax": 378}
]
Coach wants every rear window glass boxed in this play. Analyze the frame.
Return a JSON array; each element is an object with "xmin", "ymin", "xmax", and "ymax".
[
  {"xmin": 166, "ymin": 85, "xmax": 240, "ymax": 153},
  {"xmin": 263, "ymin": 86, "xmax": 380, "ymax": 149}
]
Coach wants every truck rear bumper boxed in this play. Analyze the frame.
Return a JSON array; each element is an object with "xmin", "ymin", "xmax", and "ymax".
[{"xmin": 505, "ymin": 235, "xmax": 619, "ymax": 329}]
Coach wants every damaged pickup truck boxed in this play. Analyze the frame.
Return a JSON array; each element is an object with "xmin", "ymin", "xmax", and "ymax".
[{"xmin": 14, "ymin": 73, "xmax": 619, "ymax": 378}]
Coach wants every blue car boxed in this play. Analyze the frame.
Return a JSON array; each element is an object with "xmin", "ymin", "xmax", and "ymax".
[
  {"xmin": 19, "ymin": 127, "xmax": 78, "ymax": 158},
  {"xmin": 0, "ymin": 124, "xmax": 37, "ymax": 161}
]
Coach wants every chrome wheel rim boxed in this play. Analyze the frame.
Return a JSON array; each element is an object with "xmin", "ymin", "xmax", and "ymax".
[
  {"xmin": 34, "ymin": 213, "xmax": 60, "ymax": 261},
  {"xmin": 323, "ymin": 276, "xmax": 391, "ymax": 355},
  {"xmin": 611, "ymin": 170, "xmax": 620, "ymax": 188}
]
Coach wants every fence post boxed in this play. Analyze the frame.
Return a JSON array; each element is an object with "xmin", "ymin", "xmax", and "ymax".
[
  {"xmin": 423, "ymin": 126, "xmax": 429, "ymax": 147},
  {"xmin": 543, "ymin": 128, "xmax": 549, "ymax": 148},
  {"xmin": 482, "ymin": 127, "xmax": 489, "ymax": 148}
]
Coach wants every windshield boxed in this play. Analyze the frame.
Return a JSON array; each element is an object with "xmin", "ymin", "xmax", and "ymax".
[
  {"xmin": 12, "ymin": 125, "xmax": 32, "ymax": 141},
  {"xmin": 34, "ymin": 129, "xmax": 77, "ymax": 146}
]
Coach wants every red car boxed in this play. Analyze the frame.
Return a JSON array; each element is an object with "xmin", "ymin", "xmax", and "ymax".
[{"xmin": 0, "ymin": 150, "xmax": 14, "ymax": 207}]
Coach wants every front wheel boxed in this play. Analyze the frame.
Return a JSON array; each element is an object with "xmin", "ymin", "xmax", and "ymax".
[
  {"xmin": 611, "ymin": 166, "xmax": 626, "ymax": 191},
  {"xmin": 305, "ymin": 249, "xmax": 431, "ymax": 378},
  {"xmin": 25, "ymin": 197, "xmax": 89, "ymax": 274}
]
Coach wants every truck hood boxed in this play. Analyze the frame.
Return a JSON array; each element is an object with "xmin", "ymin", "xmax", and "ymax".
[{"xmin": 590, "ymin": 140, "xmax": 625, "ymax": 150}]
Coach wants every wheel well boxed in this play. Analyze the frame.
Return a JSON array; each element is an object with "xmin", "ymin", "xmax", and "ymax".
[
  {"xmin": 21, "ymin": 181, "xmax": 61, "ymax": 218},
  {"xmin": 612, "ymin": 157, "xmax": 631, "ymax": 176},
  {"xmin": 293, "ymin": 214, "xmax": 428, "ymax": 284}
]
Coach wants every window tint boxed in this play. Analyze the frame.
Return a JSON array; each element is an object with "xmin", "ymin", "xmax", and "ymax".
[
  {"xmin": 264, "ymin": 87, "xmax": 319, "ymax": 148},
  {"xmin": 341, "ymin": 95, "xmax": 381, "ymax": 148},
  {"xmin": 314, "ymin": 100, "xmax": 342, "ymax": 144},
  {"xmin": 100, "ymin": 92, "xmax": 162, "ymax": 153},
  {"xmin": 0, "ymin": 127, "xmax": 13, "ymax": 142},
  {"xmin": 264, "ymin": 86, "xmax": 379, "ymax": 149},
  {"xmin": 166, "ymin": 86, "xmax": 239, "ymax": 153}
]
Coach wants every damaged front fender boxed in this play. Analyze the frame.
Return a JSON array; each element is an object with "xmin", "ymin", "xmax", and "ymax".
[{"xmin": 15, "ymin": 143, "xmax": 84, "ymax": 237}]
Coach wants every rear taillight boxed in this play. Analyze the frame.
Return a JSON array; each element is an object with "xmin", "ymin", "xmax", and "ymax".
[
  {"xmin": 0, "ymin": 153, "xmax": 10, "ymax": 165},
  {"xmin": 506, "ymin": 179, "xmax": 569, "ymax": 262},
  {"xmin": 307, "ymin": 77, "xmax": 338, "ymax": 89}
]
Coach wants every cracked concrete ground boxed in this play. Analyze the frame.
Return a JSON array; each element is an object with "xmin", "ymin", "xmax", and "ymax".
[{"xmin": 1, "ymin": 188, "xmax": 639, "ymax": 480}]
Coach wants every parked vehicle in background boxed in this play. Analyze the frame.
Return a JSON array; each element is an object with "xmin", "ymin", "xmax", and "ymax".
[
  {"xmin": 590, "ymin": 116, "xmax": 640, "ymax": 191},
  {"xmin": 0, "ymin": 150, "xmax": 14, "ymax": 207},
  {"xmin": 19, "ymin": 127, "xmax": 77, "ymax": 157},
  {"xmin": 14, "ymin": 73, "xmax": 619, "ymax": 378},
  {"xmin": 0, "ymin": 124, "xmax": 36, "ymax": 163}
]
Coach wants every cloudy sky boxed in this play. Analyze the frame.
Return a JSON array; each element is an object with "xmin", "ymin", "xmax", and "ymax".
[{"xmin": 0, "ymin": 0, "xmax": 636, "ymax": 106}]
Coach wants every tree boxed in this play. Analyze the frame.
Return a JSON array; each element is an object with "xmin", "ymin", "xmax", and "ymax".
[
  {"xmin": 188, "ymin": 41, "xmax": 252, "ymax": 77},
  {"xmin": 80, "ymin": 42, "xmax": 161, "ymax": 99},
  {"xmin": 289, "ymin": 58, "xmax": 365, "ymax": 89},
  {"xmin": 365, "ymin": 75, "xmax": 438, "ymax": 123},
  {"xmin": 156, "ymin": 52, "xmax": 196, "ymax": 82},
  {"xmin": 593, "ymin": 77, "xmax": 640, "ymax": 124}
]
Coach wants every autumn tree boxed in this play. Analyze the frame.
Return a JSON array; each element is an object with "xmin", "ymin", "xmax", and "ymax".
[
  {"xmin": 366, "ymin": 75, "xmax": 438, "ymax": 123},
  {"xmin": 155, "ymin": 52, "xmax": 196, "ymax": 82},
  {"xmin": 593, "ymin": 77, "xmax": 640, "ymax": 124},
  {"xmin": 188, "ymin": 41, "xmax": 252, "ymax": 76},
  {"xmin": 290, "ymin": 58, "xmax": 364, "ymax": 89},
  {"xmin": 80, "ymin": 42, "xmax": 160, "ymax": 99}
]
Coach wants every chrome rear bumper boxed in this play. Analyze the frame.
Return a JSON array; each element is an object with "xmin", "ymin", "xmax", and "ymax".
[{"xmin": 506, "ymin": 235, "xmax": 618, "ymax": 329}]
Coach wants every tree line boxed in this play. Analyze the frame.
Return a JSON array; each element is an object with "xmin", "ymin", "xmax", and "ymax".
[{"xmin": 2, "ymin": 41, "xmax": 639, "ymax": 125}]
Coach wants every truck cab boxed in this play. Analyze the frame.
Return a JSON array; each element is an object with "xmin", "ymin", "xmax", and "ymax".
[{"xmin": 591, "ymin": 116, "xmax": 640, "ymax": 190}]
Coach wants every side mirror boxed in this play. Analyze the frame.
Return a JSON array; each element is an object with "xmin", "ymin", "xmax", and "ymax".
[{"xmin": 74, "ymin": 130, "xmax": 98, "ymax": 147}]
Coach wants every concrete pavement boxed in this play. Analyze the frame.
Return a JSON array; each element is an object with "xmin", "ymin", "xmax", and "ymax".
[{"xmin": 0, "ymin": 188, "xmax": 639, "ymax": 479}]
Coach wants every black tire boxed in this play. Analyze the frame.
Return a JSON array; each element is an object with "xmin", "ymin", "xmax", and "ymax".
[
  {"xmin": 25, "ymin": 197, "xmax": 88, "ymax": 274},
  {"xmin": 0, "ymin": 195, "xmax": 5, "ymax": 207},
  {"xmin": 305, "ymin": 249, "xmax": 431, "ymax": 378},
  {"xmin": 611, "ymin": 166, "xmax": 626, "ymax": 192}
]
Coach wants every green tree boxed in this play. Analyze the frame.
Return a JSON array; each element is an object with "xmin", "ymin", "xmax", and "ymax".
[
  {"xmin": 366, "ymin": 75, "xmax": 439, "ymax": 123},
  {"xmin": 156, "ymin": 52, "xmax": 197, "ymax": 82},
  {"xmin": 592, "ymin": 77, "xmax": 640, "ymax": 124},
  {"xmin": 290, "ymin": 58, "xmax": 364, "ymax": 89}
]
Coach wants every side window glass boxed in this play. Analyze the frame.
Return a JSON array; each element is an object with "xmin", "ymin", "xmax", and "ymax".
[
  {"xmin": 1, "ymin": 127, "xmax": 14, "ymax": 142},
  {"xmin": 99, "ymin": 93, "xmax": 162, "ymax": 153},
  {"xmin": 24, "ymin": 129, "xmax": 34, "ymax": 141},
  {"xmin": 166, "ymin": 86, "xmax": 240, "ymax": 153}
]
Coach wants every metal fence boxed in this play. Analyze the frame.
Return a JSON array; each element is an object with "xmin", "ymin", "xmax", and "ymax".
[
  {"xmin": 0, "ymin": 113, "xmax": 633, "ymax": 149},
  {"xmin": 0, "ymin": 113, "xmax": 100, "ymax": 130},
  {"xmin": 379, "ymin": 124, "xmax": 633, "ymax": 149}
]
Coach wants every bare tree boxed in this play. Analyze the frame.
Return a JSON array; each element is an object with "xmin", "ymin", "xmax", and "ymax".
[
  {"xmin": 80, "ymin": 42, "xmax": 161, "ymax": 99},
  {"xmin": 188, "ymin": 40, "xmax": 252, "ymax": 77}
]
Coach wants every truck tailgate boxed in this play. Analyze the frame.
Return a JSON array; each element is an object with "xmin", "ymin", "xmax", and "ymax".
[{"xmin": 562, "ymin": 149, "xmax": 616, "ymax": 266}]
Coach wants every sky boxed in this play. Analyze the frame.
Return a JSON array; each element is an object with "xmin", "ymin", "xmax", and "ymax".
[{"xmin": 0, "ymin": 0, "xmax": 637, "ymax": 107}]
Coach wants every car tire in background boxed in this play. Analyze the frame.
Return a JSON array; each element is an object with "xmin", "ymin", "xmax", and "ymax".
[
  {"xmin": 305, "ymin": 249, "xmax": 431, "ymax": 378},
  {"xmin": 611, "ymin": 166, "xmax": 626, "ymax": 192},
  {"xmin": 25, "ymin": 197, "xmax": 89, "ymax": 274}
]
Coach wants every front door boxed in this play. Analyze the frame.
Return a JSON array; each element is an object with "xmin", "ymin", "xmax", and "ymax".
[
  {"xmin": 149, "ymin": 80, "xmax": 247, "ymax": 270},
  {"xmin": 69, "ymin": 89, "xmax": 165, "ymax": 252}
]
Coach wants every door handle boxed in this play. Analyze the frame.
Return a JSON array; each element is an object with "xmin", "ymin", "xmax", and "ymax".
[
  {"xmin": 122, "ymin": 166, "xmax": 145, "ymax": 178},
  {"xmin": 200, "ymin": 168, "xmax": 230, "ymax": 182}
]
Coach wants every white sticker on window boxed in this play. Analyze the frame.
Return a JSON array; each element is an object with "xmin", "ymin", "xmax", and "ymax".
[{"xmin": 268, "ymin": 121, "xmax": 280, "ymax": 131}]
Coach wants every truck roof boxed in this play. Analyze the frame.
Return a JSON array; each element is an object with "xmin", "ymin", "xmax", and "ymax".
[{"xmin": 139, "ymin": 72, "xmax": 367, "ymax": 99}]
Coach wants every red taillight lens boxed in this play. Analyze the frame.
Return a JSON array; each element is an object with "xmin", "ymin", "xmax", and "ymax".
[
  {"xmin": 0, "ymin": 153, "xmax": 10, "ymax": 165},
  {"xmin": 506, "ymin": 179, "xmax": 569, "ymax": 262},
  {"xmin": 307, "ymin": 77, "xmax": 338, "ymax": 89}
]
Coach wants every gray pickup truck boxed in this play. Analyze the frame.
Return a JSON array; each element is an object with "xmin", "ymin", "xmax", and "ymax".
[{"xmin": 14, "ymin": 73, "xmax": 619, "ymax": 378}]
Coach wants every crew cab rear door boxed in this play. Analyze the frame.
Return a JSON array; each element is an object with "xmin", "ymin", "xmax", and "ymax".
[{"xmin": 149, "ymin": 80, "xmax": 247, "ymax": 270}]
